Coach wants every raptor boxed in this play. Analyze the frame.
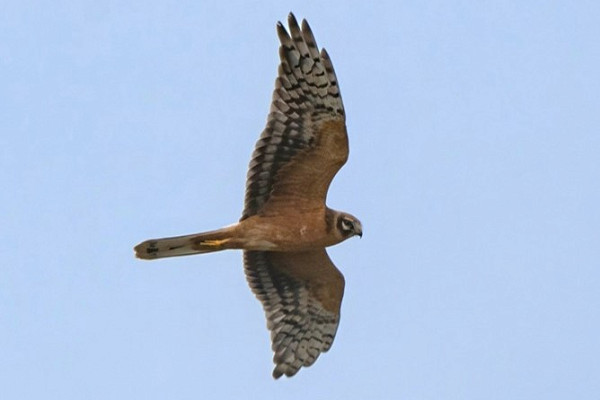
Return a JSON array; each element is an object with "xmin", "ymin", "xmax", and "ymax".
[{"xmin": 135, "ymin": 13, "xmax": 362, "ymax": 378}]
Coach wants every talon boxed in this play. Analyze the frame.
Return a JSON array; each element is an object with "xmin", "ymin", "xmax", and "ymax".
[{"xmin": 201, "ymin": 238, "xmax": 230, "ymax": 247}]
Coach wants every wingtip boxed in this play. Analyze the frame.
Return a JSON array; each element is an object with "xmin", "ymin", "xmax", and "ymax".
[
  {"xmin": 287, "ymin": 12, "xmax": 302, "ymax": 32},
  {"xmin": 278, "ymin": 13, "xmax": 295, "ymax": 30},
  {"xmin": 272, "ymin": 364, "xmax": 298, "ymax": 379},
  {"xmin": 300, "ymin": 18, "xmax": 311, "ymax": 33},
  {"xmin": 276, "ymin": 20, "xmax": 289, "ymax": 42}
]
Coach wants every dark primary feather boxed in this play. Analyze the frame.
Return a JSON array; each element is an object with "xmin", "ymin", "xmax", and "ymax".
[{"xmin": 241, "ymin": 13, "xmax": 345, "ymax": 220}]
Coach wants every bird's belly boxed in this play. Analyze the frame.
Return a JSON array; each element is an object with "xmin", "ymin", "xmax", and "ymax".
[
  {"xmin": 242, "ymin": 238, "xmax": 280, "ymax": 251},
  {"xmin": 242, "ymin": 226, "xmax": 333, "ymax": 251}
]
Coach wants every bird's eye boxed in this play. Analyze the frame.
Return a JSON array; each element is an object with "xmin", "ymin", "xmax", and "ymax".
[{"xmin": 341, "ymin": 218, "xmax": 354, "ymax": 232}]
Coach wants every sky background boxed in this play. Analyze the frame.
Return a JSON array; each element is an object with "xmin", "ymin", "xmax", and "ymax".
[{"xmin": 2, "ymin": 1, "xmax": 599, "ymax": 399}]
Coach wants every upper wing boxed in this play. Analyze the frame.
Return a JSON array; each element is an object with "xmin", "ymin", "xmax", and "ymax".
[
  {"xmin": 242, "ymin": 13, "xmax": 348, "ymax": 220},
  {"xmin": 244, "ymin": 249, "xmax": 345, "ymax": 378}
]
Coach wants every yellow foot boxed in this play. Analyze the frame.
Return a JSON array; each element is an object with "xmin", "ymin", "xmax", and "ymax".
[{"xmin": 200, "ymin": 238, "xmax": 230, "ymax": 247}]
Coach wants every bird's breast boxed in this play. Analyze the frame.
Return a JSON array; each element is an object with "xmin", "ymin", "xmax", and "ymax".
[{"xmin": 238, "ymin": 213, "xmax": 339, "ymax": 251}]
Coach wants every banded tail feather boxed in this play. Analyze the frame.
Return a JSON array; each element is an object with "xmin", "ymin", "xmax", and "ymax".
[{"xmin": 134, "ymin": 227, "xmax": 235, "ymax": 260}]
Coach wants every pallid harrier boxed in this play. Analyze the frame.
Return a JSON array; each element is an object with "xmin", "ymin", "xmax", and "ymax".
[{"xmin": 134, "ymin": 13, "xmax": 362, "ymax": 378}]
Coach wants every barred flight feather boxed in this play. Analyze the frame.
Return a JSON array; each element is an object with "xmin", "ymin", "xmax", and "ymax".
[
  {"xmin": 242, "ymin": 13, "xmax": 345, "ymax": 220},
  {"xmin": 244, "ymin": 250, "xmax": 342, "ymax": 378}
]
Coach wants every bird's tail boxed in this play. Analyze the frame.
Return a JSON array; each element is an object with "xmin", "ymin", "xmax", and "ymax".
[{"xmin": 134, "ymin": 225, "xmax": 237, "ymax": 260}]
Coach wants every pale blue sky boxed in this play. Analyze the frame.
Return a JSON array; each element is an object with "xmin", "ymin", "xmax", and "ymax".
[{"xmin": 2, "ymin": 1, "xmax": 599, "ymax": 399}]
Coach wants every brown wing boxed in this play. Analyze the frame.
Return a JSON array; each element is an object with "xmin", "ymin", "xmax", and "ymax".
[
  {"xmin": 244, "ymin": 249, "xmax": 345, "ymax": 378},
  {"xmin": 242, "ymin": 13, "xmax": 348, "ymax": 220}
]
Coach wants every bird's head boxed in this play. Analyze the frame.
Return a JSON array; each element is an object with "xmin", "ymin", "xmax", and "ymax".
[{"xmin": 336, "ymin": 212, "xmax": 363, "ymax": 239}]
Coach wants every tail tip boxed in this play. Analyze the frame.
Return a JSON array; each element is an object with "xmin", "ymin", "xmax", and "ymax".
[{"xmin": 134, "ymin": 240, "xmax": 159, "ymax": 260}]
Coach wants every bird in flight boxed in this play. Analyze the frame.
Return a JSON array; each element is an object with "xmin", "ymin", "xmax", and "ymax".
[{"xmin": 134, "ymin": 13, "xmax": 362, "ymax": 378}]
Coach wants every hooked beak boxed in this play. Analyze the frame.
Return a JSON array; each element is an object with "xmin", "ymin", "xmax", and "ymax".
[{"xmin": 354, "ymin": 221, "xmax": 363, "ymax": 238}]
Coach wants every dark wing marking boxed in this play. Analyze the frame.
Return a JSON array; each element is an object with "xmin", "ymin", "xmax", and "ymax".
[
  {"xmin": 244, "ymin": 249, "xmax": 345, "ymax": 378},
  {"xmin": 242, "ymin": 13, "xmax": 347, "ymax": 220}
]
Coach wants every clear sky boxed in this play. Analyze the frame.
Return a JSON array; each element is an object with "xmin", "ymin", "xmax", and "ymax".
[{"xmin": 2, "ymin": 1, "xmax": 599, "ymax": 399}]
